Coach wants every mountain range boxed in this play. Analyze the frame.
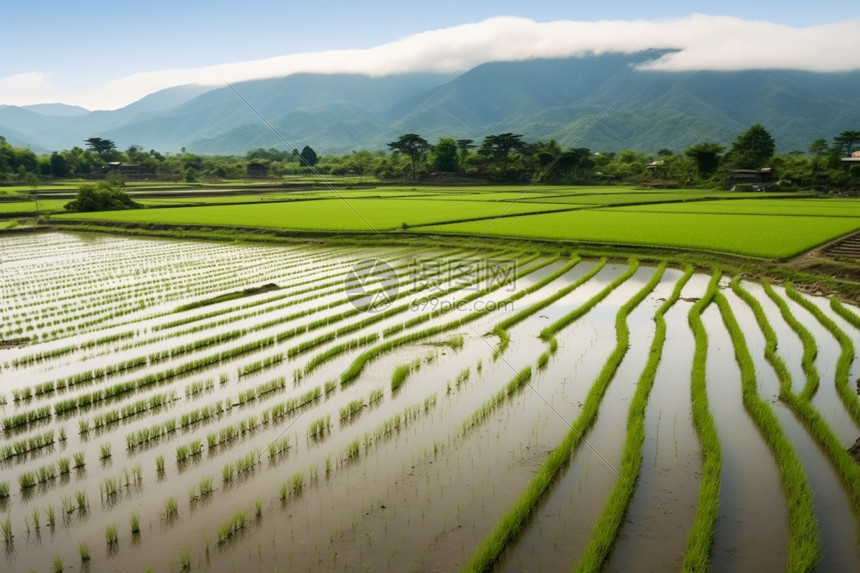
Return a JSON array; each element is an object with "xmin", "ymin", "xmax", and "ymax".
[{"xmin": 3, "ymin": 51, "xmax": 860, "ymax": 156}]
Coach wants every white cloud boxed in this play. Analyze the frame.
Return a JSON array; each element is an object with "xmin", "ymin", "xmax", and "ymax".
[
  {"xmin": 7, "ymin": 15, "xmax": 860, "ymax": 110},
  {"xmin": 0, "ymin": 72, "xmax": 60, "ymax": 104}
]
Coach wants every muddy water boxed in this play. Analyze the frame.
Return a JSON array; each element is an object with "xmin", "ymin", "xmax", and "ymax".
[
  {"xmin": 701, "ymin": 303, "xmax": 789, "ymax": 571},
  {"xmin": 607, "ymin": 270, "xmax": 704, "ymax": 573}
]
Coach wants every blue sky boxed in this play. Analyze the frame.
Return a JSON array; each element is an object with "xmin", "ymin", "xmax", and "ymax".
[{"xmin": 2, "ymin": 1, "xmax": 859, "ymax": 110}]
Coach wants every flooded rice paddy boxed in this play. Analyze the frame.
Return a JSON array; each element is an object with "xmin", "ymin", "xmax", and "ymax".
[{"xmin": 1, "ymin": 232, "xmax": 858, "ymax": 572}]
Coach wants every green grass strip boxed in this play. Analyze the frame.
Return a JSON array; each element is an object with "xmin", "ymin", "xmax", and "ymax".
[
  {"xmin": 680, "ymin": 270, "xmax": 721, "ymax": 573},
  {"xmin": 716, "ymin": 289, "xmax": 819, "ymax": 572},
  {"xmin": 573, "ymin": 262, "xmax": 688, "ymax": 571},
  {"xmin": 463, "ymin": 259, "xmax": 651, "ymax": 573},
  {"xmin": 831, "ymin": 297, "xmax": 860, "ymax": 330},
  {"xmin": 736, "ymin": 282, "xmax": 860, "ymax": 517},
  {"xmin": 785, "ymin": 284, "xmax": 860, "ymax": 428},
  {"xmin": 762, "ymin": 282, "xmax": 820, "ymax": 401}
]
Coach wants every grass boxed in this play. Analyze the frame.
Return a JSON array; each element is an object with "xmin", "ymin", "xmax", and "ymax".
[
  {"xmin": 53, "ymin": 197, "xmax": 574, "ymax": 231},
  {"xmin": 715, "ymin": 288, "xmax": 819, "ymax": 571},
  {"xmin": 465, "ymin": 259, "xmax": 655, "ymax": 572},
  {"xmin": 415, "ymin": 209, "xmax": 860, "ymax": 259},
  {"xmin": 680, "ymin": 271, "xmax": 722, "ymax": 573}
]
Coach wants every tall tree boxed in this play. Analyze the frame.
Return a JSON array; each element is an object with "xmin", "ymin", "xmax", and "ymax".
[
  {"xmin": 432, "ymin": 138, "xmax": 459, "ymax": 173},
  {"xmin": 387, "ymin": 134, "xmax": 429, "ymax": 180},
  {"xmin": 481, "ymin": 133, "xmax": 525, "ymax": 176},
  {"xmin": 728, "ymin": 124, "xmax": 775, "ymax": 169},
  {"xmin": 84, "ymin": 137, "xmax": 117, "ymax": 157},
  {"xmin": 832, "ymin": 130, "xmax": 860, "ymax": 156},
  {"xmin": 684, "ymin": 142, "xmax": 725, "ymax": 176},
  {"xmin": 299, "ymin": 145, "xmax": 319, "ymax": 167}
]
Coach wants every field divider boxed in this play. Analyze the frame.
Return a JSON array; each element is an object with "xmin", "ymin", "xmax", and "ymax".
[
  {"xmin": 680, "ymin": 270, "xmax": 721, "ymax": 573},
  {"xmin": 715, "ymin": 289, "xmax": 819, "ymax": 572},
  {"xmin": 573, "ymin": 262, "xmax": 688, "ymax": 571},
  {"xmin": 784, "ymin": 284, "xmax": 860, "ymax": 428},
  {"xmin": 463, "ymin": 258, "xmax": 653, "ymax": 573}
]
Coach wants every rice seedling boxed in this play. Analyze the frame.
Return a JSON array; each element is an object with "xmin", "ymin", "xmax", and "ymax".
[
  {"xmin": 31, "ymin": 507, "xmax": 40, "ymax": 530},
  {"xmin": 78, "ymin": 540, "xmax": 91, "ymax": 561},
  {"xmin": 0, "ymin": 481, "xmax": 9, "ymax": 498},
  {"xmin": 51, "ymin": 555, "xmax": 63, "ymax": 573},
  {"xmin": 1, "ymin": 516, "xmax": 12, "ymax": 543},
  {"xmin": 156, "ymin": 453, "xmax": 165, "ymax": 474},
  {"xmin": 75, "ymin": 490, "xmax": 88, "ymax": 512},
  {"xmin": 162, "ymin": 496, "xmax": 178, "ymax": 520},
  {"xmin": 73, "ymin": 451, "xmax": 85, "ymax": 468},
  {"xmin": 61, "ymin": 495, "xmax": 75, "ymax": 515},
  {"xmin": 130, "ymin": 512, "xmax": 140, "ymax": 534},
  {"xmin": 57, "ymin": 457, "xmax": 71, "ymax": 475},
  {"xmin": 99, "ymin": 442, "xmax": 112, "ymax": 460},
  {"xmin": 345, "ymin": 439, "xmax": 360, "ymax": 460},
  {"xmin": 105, "ymin": 523, "xmax": 118, "ymax": 545},
  {"xmin": 18, "ymin": 471, "xmax": 36, "ymax": 490},
  {"xmin": 179, "ymin": 549, "xmax": 191, "ymax": 570},
  {"xmin": 44, "ymin": 505, "xmax": 56, "ymax": 528},
  {"xmin": 391, "ymin": 364, "xmax": 411, "ymax": 392},
  {"xmin": 256, "ymin": 500, "xmax": 262, "ymax": 517}
]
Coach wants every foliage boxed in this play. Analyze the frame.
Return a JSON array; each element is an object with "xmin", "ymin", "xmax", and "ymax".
[
  {"xmin": 727, "ymin": 124, "xmax": 776, "ymax": 169},
  {"xmin": 64, "ymin": 180, "xmax": 142, "ymax": 212},
  {"xmin": 387, "ymin": 133, "xmax": 430, "ymax": 180}
]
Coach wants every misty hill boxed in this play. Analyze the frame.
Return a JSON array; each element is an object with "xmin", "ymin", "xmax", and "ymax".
[{"xmin": 3, "ymin": 53, "xmax": 860, "ymax": 155}]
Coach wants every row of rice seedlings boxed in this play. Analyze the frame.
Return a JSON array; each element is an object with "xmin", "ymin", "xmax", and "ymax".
[
  {"xmin": 493, "ymin": 256, "xmax": 600, "ymax": 356},
  {"xmin": 301, "ymin": 332, "xmax": 380, "ymax": 374},
  {"xmin": 391, "ymin": 358, "xmax": 422, "ymax": 393},
  {"xmin": 461, "ymin": 367, "xmax": 534, "ymax": 434},
  {"xmin": 184, "ymin": 378, "xmax": 215, "ymax": 397},
  {"xmin": 785, "ymin": 284, "xmax": 860, "ymax": 427},
  {"xmin": 738, "ymin": 282, "xmax": 860, "ymax": 512},
  {"xmin": 150, "ymin": 329, "xmax": 245, "ymax": 365},
  {"xmin": 367, "ymin": 387, "xmax": 384, "ymax": 405},
  {"xmin": 538, "ymin": 258, "xmax": 637, "ymax": 352},
  {"xmin": 215, "ymin": 509, "xmax": 248, "ymax": 544},
  {"xmin": 339, "ymin": 398, "xmax": 365, "ymax": 424},
  {"xmin": 714, "ymin": 290, "xmax": 820, "ymax": 570},
  {"xmin": 678, "ymin": 271, "xmax": 723, "ymax": 572},
  {"xmin": 341, "ymin": 256, "xmax": 560, "ymax": 386},
  {"xmin": 222, "ymin": 448, "xmax": 261, "ymax": 484},
  {"xmin": 1, "ymin": 404, "xmax": 52, "ymax": 431},
  {"xmin": 383, "ymin": 253, "xmax": 547, "ymax": 337},
  {"xmin": 179, "ymin": 400, "xmax": 225, "ymax": 429},
  {"xmin": 188, "ymin": 476, "xmax": 215, "ymax": 504},
  {"xmin": 236, "ymin": 376, "xmax": 287, "ymax": 406},
  {"xmin": 87, "ymin": 391, "xmax": 174, "ymax": 431},
  {"xmin": 238, "ymin": 352, "xmax": 285, "ymax": 377},
  {"xmin": 207, "ymin": 410, "xmax": 267, "ymax": 450},
  {"xmin": 466, "ymin": 259, "xmax": 650, "ymax": 573},
  {"xmin": 762, "ymin": 282, "xmax": 820, "ymax": 401},
  {"xmin": 279, "ymin": 472, "xmax": 305, "ymax": 502},
  {"xmin": 267, "ymin": 436, "xmax": 291, "ymax": 459},
  {"xmin": 308, "ymin": 414, "xmax": 332, "ymax": 439},
  {"xmin": 264, "ymin": 386, "xmax": 322, "ymax": 424},
  {"xmin": 175, "ymin": 439, "xmax": 204, "ymax": 464},
  {"xmin": 125, "ymin": 417, "xmax": 179, "ymax": 450},
  {"xmin": 18, "ymin": 460, "xmax": 61, "ymax": 490},
  {"xmin": 0, "ymin": 428, "xmax": 55, "ymax": 460},
  {"xmin": 362, "ymin": 394, "xmax": 439, "ymax": 451}
]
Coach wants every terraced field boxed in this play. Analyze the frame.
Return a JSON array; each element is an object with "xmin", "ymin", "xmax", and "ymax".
[{"xmin": 1, "ymin": 232, "xmax": 858, "ymax": 572}]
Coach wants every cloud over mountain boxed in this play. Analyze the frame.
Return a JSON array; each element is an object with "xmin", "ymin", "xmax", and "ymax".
[{"xmin": 4, "ymin": 14, "xmax": 860, "ymax": 110}]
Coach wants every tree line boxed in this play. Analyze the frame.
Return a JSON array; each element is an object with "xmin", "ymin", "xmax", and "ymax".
[{"xmin": 2, "ymin": 127, "xmax": 859, "ymax": 191}]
